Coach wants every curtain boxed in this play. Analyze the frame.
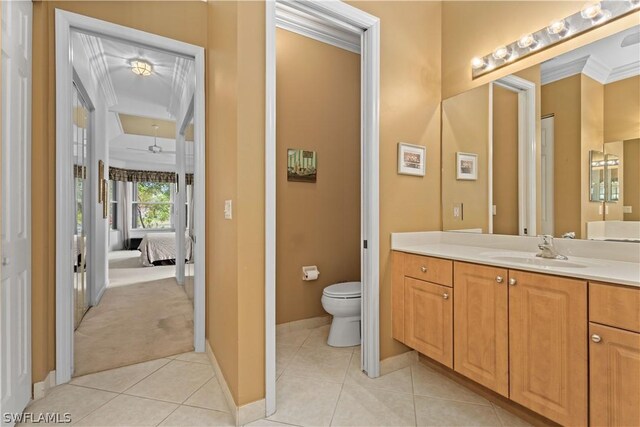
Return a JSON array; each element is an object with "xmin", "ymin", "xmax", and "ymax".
[{"xmin": 120, "ymin": 181, "xmax": 131, "ymax": 250}]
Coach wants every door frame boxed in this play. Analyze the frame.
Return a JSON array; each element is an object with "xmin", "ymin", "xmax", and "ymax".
[
  {"xmin": 541, "ymin": 116, "xmax": 555, "ymax": 236},
  {"xmin": 55, "ymin": 9, "xmax": 206, "ymax": 384},
  {"xmin": 265, "ymin": 0, "xmax": 380, "ymax": 416},
  {"xmin": 493, "ymin": 75, "xmax": 537, "ymax": 236}
]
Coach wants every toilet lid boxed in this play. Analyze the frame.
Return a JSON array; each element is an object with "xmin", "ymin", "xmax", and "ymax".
[{"xmin": 323, "ymin": 281, "xmax": 361, "ymax": 298}]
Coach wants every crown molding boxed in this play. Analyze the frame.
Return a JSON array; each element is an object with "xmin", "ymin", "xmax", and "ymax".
[
  {"xmin": 607, "ymin": 60, "xmax": 640, "ymax": 83},
  {"xmin": 167, "ymin": 56, "xmax": 194, "ymax": 119},
  {"xmin": 275, "ymin": 1, "xmax": 361, "ymax": 54},
  {"xmin": 77, "ymin": 33, "xmax": 118, "ymax": 107}
]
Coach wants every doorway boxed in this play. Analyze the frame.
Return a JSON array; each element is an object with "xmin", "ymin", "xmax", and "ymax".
[
  {"xmin": 265, "ymin": 0, "xmax": 380, "ymax": 416},
  {"xmin": 55, "ymin": 10, "xmax": 206, "ymax": 384}
]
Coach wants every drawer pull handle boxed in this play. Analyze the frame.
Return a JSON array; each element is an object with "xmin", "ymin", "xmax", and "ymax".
[
  {"xmin": 591, "ymin": 334, "xmax": 602, "ymax": 343},
  {"xmin": 420, "ymin": 266, "xmax": 427, "ymax": 273},
  {"xmin": 508, "ymin": 278, "xmax": 517, "ymax": 286},
  {"xmin": 443, "ymin": 293, "xmax": 449, "ymax": 300},
  {"xmin": 496, "ymin": 276, "xmax": 504, "ymax": 283}
]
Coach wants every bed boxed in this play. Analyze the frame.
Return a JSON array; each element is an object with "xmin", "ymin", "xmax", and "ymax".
[{"xmin": 138, "ymin": 232, "xmax": 193, "ymax": 267}]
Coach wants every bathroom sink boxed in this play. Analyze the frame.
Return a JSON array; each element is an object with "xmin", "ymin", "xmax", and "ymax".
[{"xmin": 483, "ymin": 253, "xmax": 588, "ymax": 269}]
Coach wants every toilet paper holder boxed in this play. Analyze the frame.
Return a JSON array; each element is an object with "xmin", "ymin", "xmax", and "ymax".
[{"xmin": 302, "ymin": 266, "xmax": 320, "ymax": 281}]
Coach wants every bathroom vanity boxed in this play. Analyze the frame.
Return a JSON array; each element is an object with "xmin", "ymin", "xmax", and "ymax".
[{"xmin": 391, "ymin": 231, "xmax": 640, "ymax": 427}]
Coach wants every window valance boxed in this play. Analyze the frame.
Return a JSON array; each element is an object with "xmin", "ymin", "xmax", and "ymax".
[{"xmin": 109, "ymin": 167, "xmax": 194, "ymax": 185}]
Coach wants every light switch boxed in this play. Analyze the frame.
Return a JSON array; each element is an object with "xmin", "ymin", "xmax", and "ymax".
[
  {"xmin": 224, "ymin": 200, "xmax": 233, "ymax": 220},
  {"xmin": 453, "ymin": 203, "xmax": 463, "ymax": 221}
]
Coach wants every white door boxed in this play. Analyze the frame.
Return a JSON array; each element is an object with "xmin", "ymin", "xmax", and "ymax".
[
  {"xmin": 541, "ymin": 116, "xmax": 554, "ymax": 236},
  {"xmin": 1, "ymin": 0, "xmax": 33, "ymax": 424}
]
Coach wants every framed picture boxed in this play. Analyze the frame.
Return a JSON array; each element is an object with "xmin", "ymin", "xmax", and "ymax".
[
  {"xmin": 397, "ymin": 143, "xmax": 426, "ymax": 176},
  {"xmin": 456, "ymin": 152, "xmax": 478, "ymax": 180},
  {"xmin": 287, "ymin": 149, "xmax": 317, "ymax": 182}
]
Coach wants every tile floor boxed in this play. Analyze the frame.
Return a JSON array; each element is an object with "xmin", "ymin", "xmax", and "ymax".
[{"xmin": 23, "ymin": 324, "xmax": 531, "ymax": 426}]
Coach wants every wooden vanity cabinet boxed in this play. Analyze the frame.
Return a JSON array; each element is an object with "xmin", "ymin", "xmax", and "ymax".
[
  {"xmin": 508, "ymin": 270, "xmax": 588, "ymax": 427},
  {"xmin": 404, "ymin": 277, "xmax": 453, "ymax": 367},
  {"xmin": 589, "ymin": 323, "xmax": 640, "ymax": 427},
  {"xmin": 453, "ymin": 262, "xmax": 509, "ymax": 397},
  {"xmin": 589, "ymin": 282, "xmax": 640, "ymax": 427}
]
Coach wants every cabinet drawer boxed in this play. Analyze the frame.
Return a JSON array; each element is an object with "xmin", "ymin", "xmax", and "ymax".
[
  {"xmin": 590, "ymin": 282, "xmax": 640, "ymax": 333},
  {"xmin": 403, "ymin": 253, "xmax": 452, "ymax": 287}
]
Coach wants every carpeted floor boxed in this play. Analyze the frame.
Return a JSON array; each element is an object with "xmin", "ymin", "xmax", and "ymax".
[{"xmin": 73, "ymin": 251, "xmax": 194, "ymax": 377}]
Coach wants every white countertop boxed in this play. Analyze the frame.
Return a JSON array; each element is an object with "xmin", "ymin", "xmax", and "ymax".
[{"xmin": 391, "ymin": 232, "xmax": 640, "ymax": 288}]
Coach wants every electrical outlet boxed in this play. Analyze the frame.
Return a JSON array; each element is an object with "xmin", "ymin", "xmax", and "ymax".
[
  {"xmin": 224, "ymin": 200, "xmax": 233, "ymax": 220},
  {"xmin": 623, "ymin": 206, "xmax": 633, "ymax": 214}
]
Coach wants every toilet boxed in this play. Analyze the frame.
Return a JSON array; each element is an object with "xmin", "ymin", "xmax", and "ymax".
[{"xmin": 321, "ymin": 281, "xmax": 361, "ymax": 347}]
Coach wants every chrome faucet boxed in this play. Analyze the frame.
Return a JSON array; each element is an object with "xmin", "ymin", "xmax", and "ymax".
[{"xmin": 536, "ymin": 235, "xmax": 568, "ymax": 260}]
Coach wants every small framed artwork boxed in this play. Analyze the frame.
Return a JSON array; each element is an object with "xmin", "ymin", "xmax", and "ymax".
[
  {"xmin": 397, "ymin": 143, "xmax": 426, "ymax": 176},
  {"xmin": 287, "ymin": 149, "xmax": 317, "ymax": 182},
  {"xmin": 456, "ymin": 152, "xmax": 478, "ymax": 180}
]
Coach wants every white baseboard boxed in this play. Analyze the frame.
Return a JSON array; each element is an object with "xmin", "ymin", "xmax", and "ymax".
[
  {"xmin": 33, "ymin": 370, "xmax": 56, "ymax": 400},
  {"xmin": 205, "ymin": 340, "xmax": 266, "ymax": 426},
  {"xmin": 275, "ymin": 315, "xmax": 331, "ymax": 335},
  {"xmin": 380, "ymin": 350, "xmax": 418, "ymax": 376}
]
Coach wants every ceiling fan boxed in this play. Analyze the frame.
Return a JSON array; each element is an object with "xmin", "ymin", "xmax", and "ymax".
[{"xmin": 127, "ymin": 124, "xmax": 176, "ymax": 154}]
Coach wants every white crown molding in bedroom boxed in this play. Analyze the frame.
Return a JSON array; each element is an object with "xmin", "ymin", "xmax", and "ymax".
[
  {"xmin": 78, "ymin": 32, "xmax": 119, "ymax": 107},
  {"xmin": 167, "ymin": 56, "xmax": 194, "ymax": 119},
  {"xmin": 541, "ymin": 54, "xmax": 640, "ymax": 85}
]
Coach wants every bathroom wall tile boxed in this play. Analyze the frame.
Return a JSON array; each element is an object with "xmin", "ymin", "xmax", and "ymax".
[
  {"xmin": 414, "ymin": 396, "xmax": 501, "ymax": 427},
  {"xmin": 125, "ymin": 360, "xmax": 214, "ymax": 403},
  {"xmin": 159, "ymin": 406, "xmax": 234, "ymax": 427},
  {"xmin": 331, "ymin": 383, "xmax": 416, "ymax": 427},
  {"xmin": 285, "ymin": 346, "xmax": 352, "ymax": 383},
  {"xmin": 70, "ymin": 358, "xmax": 171, "ymax": 393},
  {"xmin": 183, "ymin": 377, "xmax": 230, "ymax": 413},
  {"xmin": 74, "ymin": 394, "xmax": 177, "ymax": 426},
  {"xmin": 411, "ymin": 364, "xmax": 490, "ymax": 406},
  {"xmin": 267, "ymin": 374, "xmax": 341, "ymax": 427}
]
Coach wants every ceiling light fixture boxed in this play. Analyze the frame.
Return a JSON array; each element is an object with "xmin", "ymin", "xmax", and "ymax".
[
  {"xmin": 581, "ymin": 2, "xmax": 603, "ymax": 20},
  {"xmin": 131, "ymin": 60, "xmax": 152, "ymax": 76}
]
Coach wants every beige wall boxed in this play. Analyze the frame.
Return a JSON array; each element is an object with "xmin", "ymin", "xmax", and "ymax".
[
  {"xmin": 442, "ymin": 2, "xmax": 640, "ymax": 99},
  {"xmin": 31, "ymin": 0, "xmax": 209, "ymax": 385},
  {"xmin": 275, "ymin": 30, "xmax": 360, "ymax": 325},
  {"xmin": 581, "ymin": 76, "xmax": 605, "ymax": 236},
  {"xmin": 623, "ymin": 139, "xmax": 640, "ymax": 221},
  {"xmin": 542, "ymin": 75, "xmax": 582, "ymax": 238},
  {"xmin": 492, "ymin": 86, "xmax": 519, "ymax": 235},
  {"xmin": 442, "ymin": 85, "xmax": 490, "ymax": 232},
  {"xmin": 604, "ymin": 76, "xmax": 640, "ymax": 143}
]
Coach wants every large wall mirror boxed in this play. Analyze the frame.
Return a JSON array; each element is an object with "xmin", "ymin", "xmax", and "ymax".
[{"xmin": 442, "ymin": 24, "xmax": 640, "ymax": 242}]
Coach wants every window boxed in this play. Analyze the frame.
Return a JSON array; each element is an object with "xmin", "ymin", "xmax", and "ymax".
[
  {"xmin": 109, "ymin": 181, "xmax": 118, "ymax": 230},
  {"xmin": 132, "ymin": 182, "xmax": 174, "ymax": 230}
]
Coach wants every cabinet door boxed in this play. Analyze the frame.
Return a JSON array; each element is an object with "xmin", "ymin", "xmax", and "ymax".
[
  {"xmin": 509, "ymin": 271, "xmax": 587, "ymax": 426},
  {"xmin": 404, "ymin": 277, "xmax": 453, "ymax": 367},
  {"xmin": 454, "ymin": 262, "xmax": 509, "ymax": 397},
  {"xmin": 590, "ymin": 323, "xmax": 640, "ymax": 427}
]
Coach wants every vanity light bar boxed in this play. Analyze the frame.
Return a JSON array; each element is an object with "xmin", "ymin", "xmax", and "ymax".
[{"xmin": 471, "ymin": 1, "xmax": 640, "ymax": 79}]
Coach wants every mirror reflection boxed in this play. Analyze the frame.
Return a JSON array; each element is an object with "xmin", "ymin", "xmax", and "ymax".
[{"xmin": 442, "ymin": 25, "xmax": 640, "ymax": 242}]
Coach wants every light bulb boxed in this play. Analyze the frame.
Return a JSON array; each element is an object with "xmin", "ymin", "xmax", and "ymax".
[
  {"xmin": 547, "ymin": 19, "xmax": 569, "ymax": 37},
  {"xmin": 471, "ymin": 57, "xmax": 486, "ymax": 70},
  {"xmin": 492, "ymin": 46, "xmax": 510, "ymax": 61},
  {"xmin": 517, "ymin": 33, "xmax": 538, "ymax": 49},
  {"xmin": 581, "ymin": 2, "xmax": 603, "ymax": 19}
]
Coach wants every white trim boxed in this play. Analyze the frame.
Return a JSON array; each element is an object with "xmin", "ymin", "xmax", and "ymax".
[
  {"xmin": 607, "ymin": 59, "xmax": 640, "ymax": 83},
  {"xmin": 32, "ymin": 370, "xmax": 56, "ymax": 401},
  {"xmin": 266, "ymin": 0, "xmax": 380, "ymax": 417},
  {"xmin": 541, "ymin": 55, "xmax": 640, "ymax": 85},
  {"xmin": 76, "ymin": 33, "xmax": 118, "ymax": 107},
  {"xmin": 488, "ymin": 83, "xmax": 494, "ymax": 234},
  {"xmin": 495, "ymin": 75, "xmax": 537, "ymax": 237},
  {"xmin": 55, "ymin": 9, "xmax": 206, "ymax": 385},
  {"xmin": 275, "ymin": 1, "xmax": 360, "ymax": 54}
]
